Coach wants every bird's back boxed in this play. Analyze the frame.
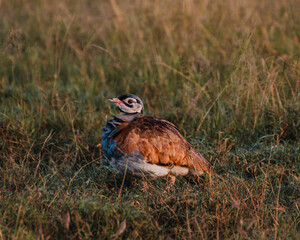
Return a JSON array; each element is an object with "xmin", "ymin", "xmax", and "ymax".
[{"xmin": 101, "ymin": 115, "xmax": 214, "ymax": 176}]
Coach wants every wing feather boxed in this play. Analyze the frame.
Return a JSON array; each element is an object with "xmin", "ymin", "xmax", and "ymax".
[{"xmin": 113, "ymin": 116, "xmax": 214, "ymax": 174}]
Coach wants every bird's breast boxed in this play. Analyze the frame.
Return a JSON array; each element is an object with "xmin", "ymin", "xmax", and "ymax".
[{"xmin": 101, "ymin": 121, "xmax": 122, "ymax": 159}]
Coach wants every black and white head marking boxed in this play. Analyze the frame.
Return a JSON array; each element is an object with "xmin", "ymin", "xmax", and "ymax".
[{"xmin": 108, "ymin": 94, "xmax": 144, "ymax": 114}]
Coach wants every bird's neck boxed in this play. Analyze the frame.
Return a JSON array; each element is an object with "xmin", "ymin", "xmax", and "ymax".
[{"xmin": 115, "ymin": 113, "xmax": 142, "ymax": 122}]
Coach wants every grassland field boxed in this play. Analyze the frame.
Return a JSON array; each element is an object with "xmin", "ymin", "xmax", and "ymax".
[{"xmin": 0, "ymin": 0, "xmax": 299, "ymax": 239}]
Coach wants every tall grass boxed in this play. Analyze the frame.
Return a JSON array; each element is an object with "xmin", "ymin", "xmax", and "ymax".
[{"xmin": 0, "ymin": 0, "xmax": 299, "ymax": 239}]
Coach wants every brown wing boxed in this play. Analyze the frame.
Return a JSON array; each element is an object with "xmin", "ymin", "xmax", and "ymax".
[{"xmin": 113, "ymin": 116, "xmax": 214, "ymax": 174}]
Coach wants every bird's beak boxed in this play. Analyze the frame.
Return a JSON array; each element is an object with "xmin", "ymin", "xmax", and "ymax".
[{"xmin": 108, "ymin": 98, "xmax": 123, "ymax": 104}]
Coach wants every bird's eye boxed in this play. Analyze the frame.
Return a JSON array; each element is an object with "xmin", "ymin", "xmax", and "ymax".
[{"xmin": 128, "ymin": 100, "xmax": 133, "ymax": 104}]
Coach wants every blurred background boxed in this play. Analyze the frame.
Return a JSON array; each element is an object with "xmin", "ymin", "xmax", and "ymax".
[{"xmin": 1, "ymin": 0, "xmax": 299, "ymax": 138}]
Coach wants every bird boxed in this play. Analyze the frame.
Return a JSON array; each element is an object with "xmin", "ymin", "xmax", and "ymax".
[{"xmin": 101, "ymin": 94, "xmax": 215, "ymax": 180}]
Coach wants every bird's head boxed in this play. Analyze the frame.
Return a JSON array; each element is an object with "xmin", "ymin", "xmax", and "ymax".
[{"xmin": 108, "ymin": 94, "xmax": 144, "ymax": 114}]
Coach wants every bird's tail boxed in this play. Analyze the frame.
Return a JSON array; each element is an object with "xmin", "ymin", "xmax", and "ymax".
[{"xmin": 188, "ymin": 146, "xmax": 215, "ymax": 175}]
